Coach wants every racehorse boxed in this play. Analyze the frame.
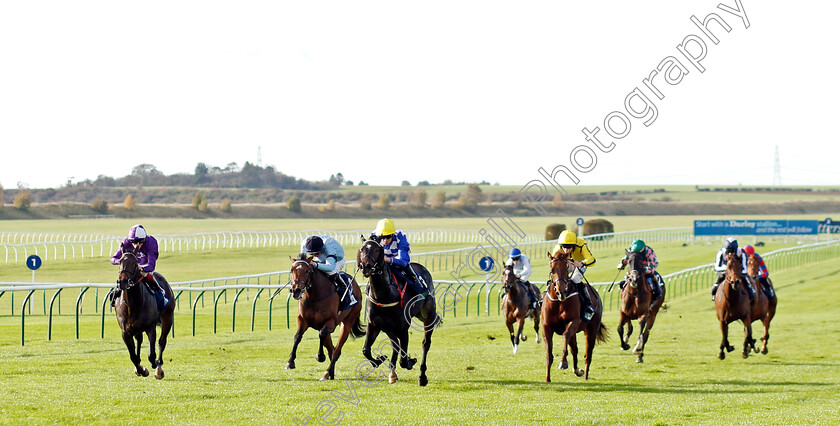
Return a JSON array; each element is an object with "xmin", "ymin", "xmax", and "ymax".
[
  {"xmin": 115, "ymin": 252, "xmax": 174, "ymax": 379},
  {"xmin": 285, "ymin": 254, "xmax": 365, "ymax": 381},
  {"xmin": 357, "ymin": 237, "xmax": 439, "ymax": 386},
  {"xmin": 715, "ymin": 251, "xmax": 756, "ymax": 359},
  {"xmin": 502, "ymin": 263, "xmax": 541, "ymax": 354},
  {"xmin": 616, "ymin": 249, "xmax": 665, "ymax": 363},
  {"xmin": 747, "ymin": 254, "xmax": 777, "ymax": 354},
  {"xmin": 542, "ymin": 251, "xmax": 608, "ymax": 382}
]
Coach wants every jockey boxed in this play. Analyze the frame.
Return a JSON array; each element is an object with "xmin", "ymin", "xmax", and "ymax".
[
  {"xmin": 743, "ymin": 245, "xmax": 776, "ymax": 299},
  {"xmin": 300, "ymin": 235, "xmax": 353, "ymax": 300},
  {"xmin": 504, "ymin": 248, "xmax": 540, "ymax": 310},
  {"xmin": 617, "ymin": 239, "xmax": 663, "ymax": 301},
  {"xmin": 109, "ymin": 224, "xmax": 169, "ymax": 310},
  {"xmin": 371, "ymin": 218, "xmax": 428, "ymax": 301},
  {"xmin": 711, "ymin": 238, "xmax": 756, "ymax": 302},
  {"xmin": 551, "ymin": 230, "xmax": 597, "ymax": 321}
]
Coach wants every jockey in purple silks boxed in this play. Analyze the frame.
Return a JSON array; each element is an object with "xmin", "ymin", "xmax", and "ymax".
[{"xmin": 109, "ymin": 224, "xmax": 169, "ymax": 310}]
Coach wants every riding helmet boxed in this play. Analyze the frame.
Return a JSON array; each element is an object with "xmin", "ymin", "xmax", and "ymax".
[
  {"xmin": 304, "ymin": 236, "xmax": 325, "ymax": 254},
  {"xmin": 558, "ymin": 230, "xmax": 577, "ymax": 246},
  {"xmin": 724, "ymin": 237, "xmax": 738, "ymax": 251},
  {"xmin": 743, "ymin": 245, "xmax": 755, "ymax": 255},
  {"xmin": 128, "ymin": 224, "xmax": 147, "ymax": 242},
  {"xmin": 509, "ymin": 248, "xmax": 521, "ymax": 259},
  {"xmin": 375, "ymin": 218, "xmax": 396, "ymax": 237},
  {"xmin": 629, "ymin": 240, "xmax": 646, "ymax": 253}
]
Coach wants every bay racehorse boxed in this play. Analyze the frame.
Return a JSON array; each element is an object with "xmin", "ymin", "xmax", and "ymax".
[
  {"xmin": 617, "ymin": 249, "xmax": 665, "ymax": 363},
  {"xmin": 115, "ymin": 252, "xmax": 174, "ymax": 379},
  {"xmin": 285, "ymin": 254, "xmax": 364, "ymax": 381},
  {"xmin": 357, "ymin": 237, "xmax": 439, "ymax": 386},
  {"xmin": 502, "ymin": 263, "xmax": 541, "ymax": 354},
  {"xmin": 715, "ymin": 251, "xmax": 756, "ymax": 359},
  {"xmin": 747, "ymin": 254, "xmax": 777, "ymax": 354},
  {"xmin": 542, "ymin": 251, "xmax": 608, "ymax": 382}
]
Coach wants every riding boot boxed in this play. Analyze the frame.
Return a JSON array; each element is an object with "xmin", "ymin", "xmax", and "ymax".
[
  {"xmin": 109, "ymin": 287, "xmax": 120, "ymax": 308},
  {"xmin": 579, "ymin": 284, "xmax": 596, "ymax": 321},
  {"xmin": 403, "ymin": 266, "xmax": 427, "ymax": 301},
  {"xmin": 760, "ymin": 277, "xmax": 776, "ymax": 299},
  {"xmin": 147, "ymin": 274, "xmax": 169, "ymax": 310},
  {"xmin": 331, "ymin": 273, "xmax": 348, "ymax": 300},
  {"xmin": 524, "ymin": 281, "xmax": 538, "ymax": 310},
  {"xmin": 711, "ymin": 273, "xmax": 725, "ymax": 301},
  {"xmin": 648, "ymin": 277, "xmax": 661, "ymax": 301}
]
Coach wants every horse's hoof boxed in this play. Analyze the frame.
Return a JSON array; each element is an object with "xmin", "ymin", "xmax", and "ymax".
[
  {"xmin": 726, "ymin": 345, "xmax": 735, "ymax": 353},
  {"xmin": 742, "ymin": 352, "xmax": 749, "ymax": 359},
  {"xmin": 316, "ymin": 353, "xmax": 326, "ymax": 363},
  {"xmin": 419, "ymin": 376, "xmax": 428, "ymax": 387},
  {"xmin": 536, "ymin": 337, "xmax": 541, "ymax": 344},
  {"xmin": 521, "ymin": 334, "xmax": 527, "ymax": 342},
  {"xmin": 621, "ymin": 343, "xmax": 630, "ymax": 351},
  {"xmin": 574, "ymin": 369, "xmax": 585, "ymax": 377},
  {"xmin": 762, "ymin": 347, "xmax": 768, "ymax": 355},
  {"xmin": 137, "ymin": 366, "xmax": 149, "ymax": 377},
  {"xmin": 405, "ymin": 358, "xmax": 417, "ymax": 370},
  {"xmin": 753, "ymin": 347, "xmax": 760, "ymax": 353},
  {"xmin": 633, "ymin": 345, "xmax": 643, "ymax": 354},
  {"xmin": 512, "ymin": 345, "xmax": 518, "ymax": 355},
  {"xmin": 320, "ymin": 372, "xmax": 333, "ymax": 381},
  {"xmin": 155, "ymin": 368, "xmax": 164, "ymax": 380},
  {"xmin": 636, "ymin": 355, "xmax": 644, "ymax": 363},
  {"xmin": 389, "ymin": 374, "xmax": 398, "ymax": 384},
  {"xmin": 560, "ymin": 361, "xmax": 568, "ymax": 370},
  {"xmin": 545, "ymin": 377, "xmax": 551, "ymax": 383},
  {"xmin": 719, "ymin": 352, "xmax": 725, "ymax": 360},
  {"xmin": 286, "ymin": 362, "xmax": 296, "ymax": 370}
]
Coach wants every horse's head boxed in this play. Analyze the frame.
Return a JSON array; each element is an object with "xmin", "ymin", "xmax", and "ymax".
[
  {"xmin": 747, "ymin": 254, "xmax": 759, "ymax": 277},
  {"xmin": 624, "ymin": 250, "xmax": 644, "ymax": 290},
  {"xmin": 725, "ymin": 251, "xmax": 742, "ymax": 286},
  {"xmin": 547, "ymin": 251, "xmax": 572, "ymax": 300},
  {"xmin": 357, "ymin": 238, "xmax": 385, "ymax": 278},
  {"xmin": 502, "ymin": 263, "xmax": 517, "ymax": 291},
  {"xmin": 117, "ymin": 252, "xmax": 142, "ymax": 290},
  {"xmin": 289, "ymin": 254, "xmax": 315, "ymax": 300}
]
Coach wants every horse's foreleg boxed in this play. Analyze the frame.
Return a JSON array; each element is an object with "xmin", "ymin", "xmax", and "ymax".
[
  {"xmin": 155, "ymin": 314, "xmax": 173, "ymax": 380},
  {"xmin": 286, "ymin": 315, "xmax": 307, "ymax": 370},
  {"xmin": 634, "ymin": 315, "xmax": 648, "ymax": 355},
  {"xmin": 533, "ymin": 312, "xmax": 541, "ymax": 344},
  {"xmin": 322, "ymin": 321, "xmax": 347, "ymax": 381},
  {"xmin": 361, "ymin": 323, "xmax": 386, "ymax": 368},
  {"xmin": 145, "ymin": 326, "xmax": 158, "ymax": 370},
  {"xmin": 318, "ymin": 319, "xmax": 337, "ymax": 363},
  {"xmin": 742, "ymin": 317, "xmax": 754, "ymax": 358},
  {"xmin": 542, "ymin": 325, "xmax": 554, "ymax": 383},
  {"xmin": 560, "ymin": 325, "xmax": 576, "ymax": 370},
  {"xmin": 513, "ymin": 317, "xmax": 526, "ymax": 355},
  {"xmin": 505, "ymin": 319, "xmax": 516, "ymax": 353},
  {"xmin": 583, "ymin": 327, "xmax": 597, "ymax": 379},
  {"xmin": 122, "ymin": 331, "xmax": 147, "ymax": 377},
  {"xmin": 719, "ymin": 321, "xmax": 732, "ymax": 360},
  {"xmin": 397, "ymin": 331, "xmax": 416, "ymax": 370},
  {"xmin": 617, "ymin": 315, "xmax": 630, "ymax": 351},
  {"xmin": 130, "ymin": 333, "xmax": 149, "ymax": 377},
  {"xmin": 569, "ymin": 333, "xmax": 584, "ymax": 377},
  {"xmin": 761, "ymin": 315, "xmax": 771, "ymax": 354}
]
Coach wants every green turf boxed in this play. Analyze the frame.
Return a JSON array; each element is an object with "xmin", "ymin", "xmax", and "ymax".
[{"xmin": 1, "ymin": 258, "xmax": 838, "ymax": 425}]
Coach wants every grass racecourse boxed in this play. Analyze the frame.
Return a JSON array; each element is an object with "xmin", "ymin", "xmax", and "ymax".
[{"xmin": 1, "ymin": 217, "xmax": 839, "ymax": 424}]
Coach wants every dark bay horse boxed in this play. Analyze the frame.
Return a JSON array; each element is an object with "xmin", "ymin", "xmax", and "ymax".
[
  {"xmin": 502, "ymin": 263, "xmax": 541, "ymax": 354},
  {"xmin": 357, "ymin": 237, "xmax": 439, "ymax": 386},
  {"xmin": 617, "ymin": 250, "xmax": 665, "ymax": 363},
  {"xmin": 747, "ymin": 254, "xmax": 777, "ymax": 354},
  {"xmin": 285, "ymin": 255, "xmax": 364, "ymax": 381},
  {"xmin": 715, "ymin": 252, "xmax": 756, "ymax": 359},
  {"xmin": 542, "ymin": 252, "xmax": 608, "ymax": 382},
  {"xmin": 115, "ymin": 252, "xmax": 174, "ymax": 379}
]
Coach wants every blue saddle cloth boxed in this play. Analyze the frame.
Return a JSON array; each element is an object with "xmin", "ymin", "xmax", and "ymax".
[{"xmin": 337, "ymin": 272, "xmax": 359, "ymax": 312}]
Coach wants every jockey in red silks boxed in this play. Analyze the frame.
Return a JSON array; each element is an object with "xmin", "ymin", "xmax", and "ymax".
[{"xmin": 743, "ymin": 245, "xmax": 776, "ymax": 299}]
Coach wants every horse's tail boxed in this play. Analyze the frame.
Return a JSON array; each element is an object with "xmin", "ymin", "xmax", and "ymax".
[
  {"xmin": 350, "ymin": 315, "xmax": 366, "ymax": 338},
  {"xmin": 595, "ymin": 322, "xmax": 609, "ymax": 344}
]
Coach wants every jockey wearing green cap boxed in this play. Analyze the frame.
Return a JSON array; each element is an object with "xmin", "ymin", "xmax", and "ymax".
[{"xmin": 617, "ymin": 239, "xmax": 664, "ymax": 301}]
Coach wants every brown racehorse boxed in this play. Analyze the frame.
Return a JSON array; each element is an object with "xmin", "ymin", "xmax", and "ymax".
[
  {"xmin": 357, "ymin": 237, "xmax": 439, "ymax": 386},
  {"xmin": 542, "ymin": 251, "xmax": 608, "ymax": 382},
  {"xmin": 715, "ymin": 251, "xmax": 756, "ymax": 359},
  {"xmin": 502, "ymin": 263, "xmax": 541, "ymax": 354},
  {"xmin": 616, "ymin": 250, "xmax": 665, "ymax": 363},
  {"xmin": 115, "ymin": 252, "xmax": 174, "ymax": 379},
  {"xmin": 747, "ymin": 254, "xmax": 777, "ymax": 354},
  {"xmin": 285, "ymin": 255, "xmax": 365, "ymax": 381}
]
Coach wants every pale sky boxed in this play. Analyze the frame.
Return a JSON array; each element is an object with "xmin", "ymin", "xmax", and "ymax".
[{"xmin": 1, "ymin": 1, "xmax": 837, "ymax": 189}]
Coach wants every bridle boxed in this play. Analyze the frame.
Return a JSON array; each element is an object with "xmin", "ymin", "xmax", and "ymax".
[
  {"xmin": 547, "ymin": 256, "xmax": 573, "ymax": 302},
  {"xmin": 118, "ymin": 255, "xmax": 142, "ymax": 290},
  {"xmin": 290, "ymin": 260, "xmax": 314, "ymax": 300},
  {"xmin": 359, "ymin": 240, "xmax": 385, "ymax": 277}
]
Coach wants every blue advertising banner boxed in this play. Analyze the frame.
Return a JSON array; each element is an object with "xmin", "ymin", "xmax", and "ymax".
[{"xmin": 694, "ymin": 220, "xmax": 819, "ymax": 236}]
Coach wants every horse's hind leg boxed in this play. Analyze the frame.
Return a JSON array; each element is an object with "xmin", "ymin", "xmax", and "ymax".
[
  {"xmin": 543, "ymin": 325, "xmax": 554, "ymax": 383},
  {"xmin": 323, "ymin": 318, "xmax": 354, "ymax": 381},
  {"xmin": 719, "ymin": 321, "xmax": 732, "ymax": 360},
  {"xmin": 533, "ymin": 312, "xmax": 541, "ymax": 344},
  {"xmin": 742, "ymin": 318, "xmax": 754, "ymax": 359},
  {"xmin": 617, "ymin": 315, "xmax": 630, "ymax": 351},
  {"xmin": 760, "ymin": 316, "xmax": 771, "ymax": 354},
  {"xmin": 418, "ymin": 321, "xmax": 435, "ymax": 386},
  {"xmin": 319, "ymin": 330, "xmax": 337, "ymax": 381},
  {"xmin": 145, "ymin": 327, "xmax": 158, "ymax": 371},
  {"xmin": 513, "ymin": 317, "xmax": 526, "ymax": 354},
  {"xmin": 570, "ymin": 334, "xmax": 585, "ymax": 377}
]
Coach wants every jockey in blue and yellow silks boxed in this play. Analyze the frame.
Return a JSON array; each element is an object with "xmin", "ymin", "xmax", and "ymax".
[{"xmin": 551, "ymin": 230, "xmax": 597, "ymax": 320}]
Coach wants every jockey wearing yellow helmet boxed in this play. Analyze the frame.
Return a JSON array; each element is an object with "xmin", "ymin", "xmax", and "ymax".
[
  {"xmin": 371, "ymin": 218, "xmax": 428, "ymax": 300},
  {"xmin": 551, "ymin": 230, "xmax": 597, "ymax": 320}
]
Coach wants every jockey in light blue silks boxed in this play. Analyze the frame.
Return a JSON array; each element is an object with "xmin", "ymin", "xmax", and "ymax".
[{"xmin": 301, "ymin": 235, "xmax": 357, "ymax": 308}]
